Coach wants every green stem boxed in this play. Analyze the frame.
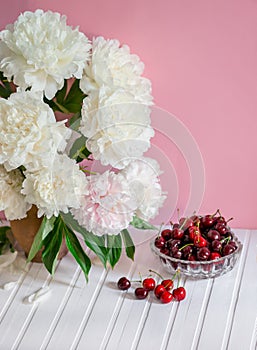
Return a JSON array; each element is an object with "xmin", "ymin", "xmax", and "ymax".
[
  {"xmin": 53, "ymin": 100, "xmax": 70, "ymax": 114},
  {"xmin": 148, "ymin": 269, "xmax": 164, "ymax": 280}
]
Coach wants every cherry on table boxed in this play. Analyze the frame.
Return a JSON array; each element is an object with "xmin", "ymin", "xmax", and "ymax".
[
  {"xmin": 161, "ymin": 279, "xmax": 174, "ymax": 291},
  {"xmin": 173, "ymin": 287, "xmax": 186, "ymax": 301},
  {"xmin": 142, "ymin": 278, "xmax": 156, "ymax": 291},
  {"xmin": 154, "ymin": 284, "xmax": 166, "ymax": 299},
  {"xmin": 135, "ymin": 287, "xmax": 148, "ymax": 299},
  {"xmin": 117, "ymin": 277, "xmax": 131, "ymax": 290},
  {"xmin": 160, "ymin": 290, "xmax": 174, "ymax": 303}
]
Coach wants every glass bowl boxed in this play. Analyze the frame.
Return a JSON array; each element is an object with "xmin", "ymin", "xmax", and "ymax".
[{"xmin": 150, "ymin": 232, "xmax": 243, "ymax": 279}]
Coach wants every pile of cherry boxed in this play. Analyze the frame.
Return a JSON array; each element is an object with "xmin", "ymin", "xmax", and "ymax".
[
  {"xmin": 117, "ymin": 270, "xmax": 186, "ymax": 303},
  {"xmin": 154, "ymin": 210, "xmax": 238, "ymax": 262}
]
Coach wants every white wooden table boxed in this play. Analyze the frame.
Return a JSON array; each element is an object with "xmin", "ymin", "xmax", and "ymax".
[{"xmin": 0, "ymin": 229, "xmax": 256, "ymax": 350}]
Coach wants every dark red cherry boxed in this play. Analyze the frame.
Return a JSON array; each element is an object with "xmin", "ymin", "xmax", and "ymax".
[
  {"xmin": 211, "ymin": 239, "xmax": 222, "ymax": 252},
  {"xmin": 160, "ymin": 247, "xmax": 170, "ymax": 255},
  {"xmin": 170, "ymin": 247, "xmax": 183, "ymax": 259},
  {"xmin": 207, "ymin": 229, "xmax": 221, "ymax": 241},
  {"xmin": 161, "ymin": 229, "xmax": 173, "ymax": 241},
  {"xmin": 167, "ymin": 239, "xmax": 181, "ymax": 249},
  {"xmin": 197, "ymin": 247, "xmax": 211, "ymax": 261},
  {"xmin": 181, "ymin": 245, "xmax": 193, "ymax": 259},
  {"xmin": 223, "ymin": 243, "xmax": 236, "ymax": 256},
  {"xmin": 200, "ymin": 214, "xmax": 216, "ymax": 228},
  {"xmin": 154, "ymin": 236, "xmax": 166, "ymax": 249},
  {"xmin": 135, "ymin": 287, "xmax": 148, "ymax": 299},
  {"xmin": 117, "ymin": 277, "xmax": 131, "ymax": 290},
  {"xmin": 179, "ymin": 217, "xmax": 194, "ymax": 230},
  {"xmin": 214, "ymin": 222, "xmax": 227, "ymax": 235},
  {"xmin": 172, "ymin": 228, "xmax": 184, "ymax": 240}
]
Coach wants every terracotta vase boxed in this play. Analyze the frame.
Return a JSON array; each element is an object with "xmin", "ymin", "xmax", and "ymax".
[{"xmin": 10, "ymin": 205, "xmax": 68, "ymax": 263}]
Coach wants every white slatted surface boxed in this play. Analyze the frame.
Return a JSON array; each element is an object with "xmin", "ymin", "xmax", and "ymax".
[{"xmin": 0, "ymin": 229, "xmax": 256, "ymax": 350}]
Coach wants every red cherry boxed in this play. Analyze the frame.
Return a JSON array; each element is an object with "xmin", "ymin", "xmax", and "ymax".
[
  {"xmin": 210, "ymin": 252, "xmax": 221, "ymax": 260},
  {"xmin": 214, "ymin": 222, "xmax": 227, "ymax": 235},
  {"xmin": 172, "ymin": 227, "xmax": 184, "ymax": 240},
  {"xmin": 142, "ymin": 278, "xmax": 156, "ymax": 291},
  {"xmin": 161, "ymin": 229, "xmax": 173, "ymax": 241},
  {"xmin": 194, "ymin": 235, "xmax": 207, "ymax": 248},
  {"xmin": 154, "ymin": 284, "xmax": 166, "ymax": 298},
  {"xmin": 154, "ymin": 236, "xmax": 166, "ymax": 249},
  {"xmin": 188, "ymin": 226, "xmax": 201, "ymax": 241},
  {"xmin": 173, "ymin": 287, "xmax": 186, "ymax": 301},
  {"xmin": 179, "ymin": 217, "xmax": 194, "ymax": 230},
  {"xmin": 161, "ymin": 279, "xmax": 174, "ymax": 291},
  {"xmin": 160, "ymin": 290, "xmax": 174, "ymax": 303},
  {"xmin": 200, "ymin": 214, "xmax": 216, "ymax": 228}
]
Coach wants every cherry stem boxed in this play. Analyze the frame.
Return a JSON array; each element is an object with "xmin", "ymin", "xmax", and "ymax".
[
  {"xmin": 157, "ymin": 223, "xmax": 164, "ymax": 237},
  {"xmin": 175, "ymin": 269, "xmax": 181, "ymax": 288},
  {"xmin": 179, "ymin": 216, "xmax": 188, "ymax": 230},
  {"xmin": 148, "ymin": 269, "xmax": 164, "ymax": 280},
  {"xmin": 211, "ymin": 209, "xmax": 219, "ymax": 218},
  {"xmin": 226, "ymin": 217, "xmax": 234, "ymax": 224},
  {"xmin": 177, "ymin": 208, "xmax": 180, "ymax": 221},
  {"xmin": 179, "ymin": 243, "xmax": 194, "ymax": 251},
  {"xmin": 130, "ymin": 279, "xmax": 142, "ymax": 283},
  {"xmin": 221, "ymin": 236, "xmax": 231, "ymax": 244}
]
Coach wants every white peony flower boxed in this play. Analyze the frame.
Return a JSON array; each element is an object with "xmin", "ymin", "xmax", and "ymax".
[
  {"xmin": 0, "ymin": 9, "xmax": 91, "ymax": 99},
  {"xmin": 80, "ymin": 87, "xmax": 154, "ymax": 169},
  {"xmin": 121, "ymin": 158, "xmax": 167, "ymax": 221},
  {"xmin": 0, "ymin": 91, "xmax": 72, "ymax": 171},
  {"xmin": 0, "ymin": 165, "xmax": 31, "ymax": 220},
  {"xmin": 71, "ymin": 170, "xmax": 137, "ymax": 236},
  {"xmin": 21, "ymin": 154, "xmax": 88, "ymax": 218},
  {"xmin": 80, "ymin": 36, "xmax": 153, "ymax": 105}
]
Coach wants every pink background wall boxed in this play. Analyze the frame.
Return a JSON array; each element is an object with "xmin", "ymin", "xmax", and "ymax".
[{"xmin": 1, "ymin": 0, "xmax": 257, "ymax": 228}]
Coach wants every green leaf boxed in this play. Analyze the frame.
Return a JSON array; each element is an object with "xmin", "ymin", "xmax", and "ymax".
[
  {"xmin": 106, "ymin": 234, "xmax": 122, "ymax": 269},
  {"xmin": 41, "ymin": 218, "xmax": 63, "ymax": 275},
  {"xmin": 55, "ymin": 79, "xmax": 68, "ymax": 104},
  {"xmin": 27, "ymin": 216, "xmax": 56, "ymax": 262},
  {"xmin": 0, "ymin": 73, "xmax": 13, "ymax": 99},
  {"xmin": 63, "ymin": 223, "xmax": 91, "ymax": 281},
  {"xmin": 61, "ymin": 212, "xmax": 108, "ymax": 267},
  {"xmin": 0, "ymin": 226, "xmax": 13, "ymax": 255},
  {"xmin": 0, "ymin": 226, "xmax": 11, "ymax": 242},
  {"xmin": 69, "ymin": 134, "xmax": 91, "ymax": 161},
  {"xmin": 130, "ymin": 216, "xmax": 157, "ymax": 230},
  {"xmin": 69, "ymin": 114, "xmax": 81, "ymax": 131},
  {"xmin": 83, "ymin": 232, "xmax": 108, "ymax": 267},
  {"xmin": 121, "ymin": 229, "xmax": 135, "ymax": 261}
]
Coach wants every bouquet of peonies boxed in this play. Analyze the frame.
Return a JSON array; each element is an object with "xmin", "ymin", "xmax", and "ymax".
[{"xmin": 0, "ymin": 9, "xmax": 166, "ymax": 279}]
